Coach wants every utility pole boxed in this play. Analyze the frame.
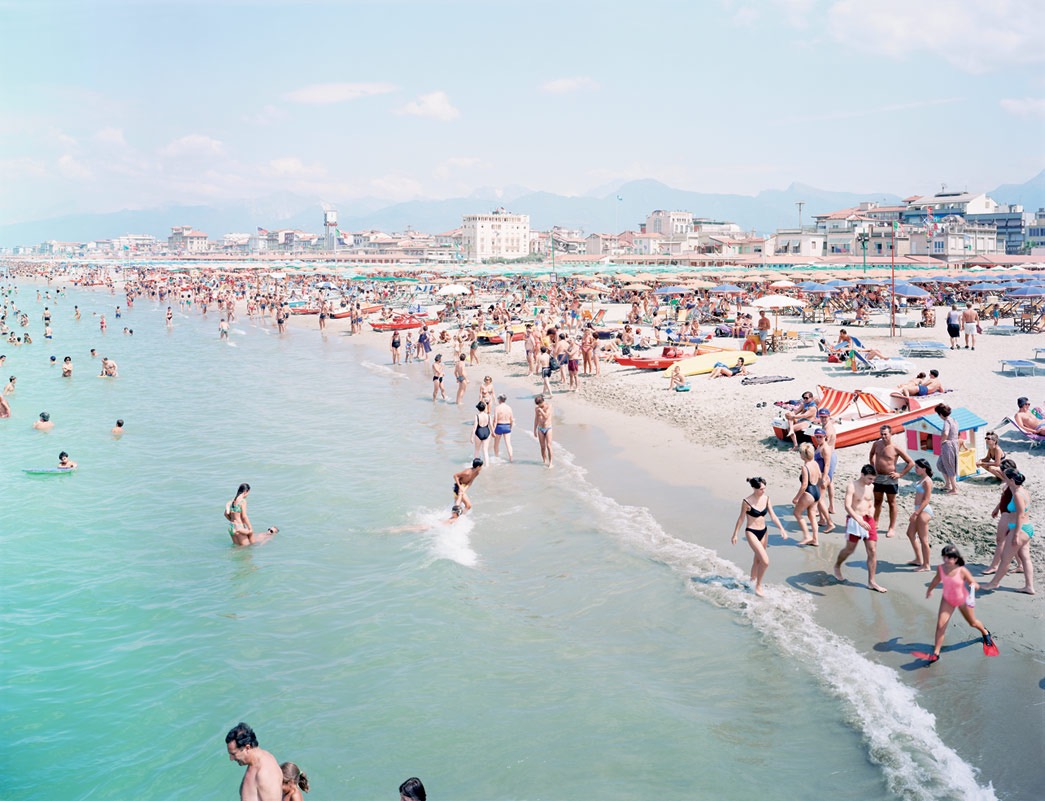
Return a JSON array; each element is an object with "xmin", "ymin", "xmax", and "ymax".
[{"xmin": 796, "ymin": 201, "xmax": 805, "ymax": 231}]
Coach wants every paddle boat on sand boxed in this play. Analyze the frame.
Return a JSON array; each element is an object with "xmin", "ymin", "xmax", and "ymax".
[
  {"xmin": 770, "ymin": 385, "xmax": 934, "ymax": 449},
  {"xmin": 617, "ymin": 344, "xmax": 724, "ymax": 370},
  {"xmin": 370, "ymin": 314, "xmax": 428, "ymax": 332}
]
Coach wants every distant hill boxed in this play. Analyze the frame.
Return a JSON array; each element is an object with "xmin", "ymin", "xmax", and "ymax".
[
  {"xmin": 990, "ymin": 169, "xmax": 1045, "ymax": 212},
  {"xmin": 1, "ymin": 171, "xmax": 1042, "ymax": 248}
]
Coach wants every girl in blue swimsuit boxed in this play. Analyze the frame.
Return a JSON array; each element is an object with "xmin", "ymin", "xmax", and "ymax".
[
  {"xmin": 905, "ymin": 459, "xmax": 935, "ymax": 571},
  {"xmin": 731, "ymin": 477, "xmax": 787, "ymax": 597}
]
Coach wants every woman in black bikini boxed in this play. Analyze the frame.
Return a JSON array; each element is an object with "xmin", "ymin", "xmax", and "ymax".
[
  {"xmin": 472, "ymin": 400, "xmax": 492, "ymax": 463},
  {"xmin": 731, "ymin": 477, "xmax": 787, "ymax": 597}
]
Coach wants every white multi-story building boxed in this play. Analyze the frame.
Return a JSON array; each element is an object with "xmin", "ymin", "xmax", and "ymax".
[
  {"xmin": 908, "ymin": 219, "xmax": 1002, "ymax": 261},
  {"xmin": 168, "ymin": 226, "xmax": 209, "ymax": 253},
  {"xmin": 461, "ymin": 208, "xmax": 530, "ymax": 261}
]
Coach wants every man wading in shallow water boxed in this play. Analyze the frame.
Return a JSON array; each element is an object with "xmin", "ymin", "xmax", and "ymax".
[{"xmin": 225, "ymin": 722, "xmax": 281, "ymax": 801}]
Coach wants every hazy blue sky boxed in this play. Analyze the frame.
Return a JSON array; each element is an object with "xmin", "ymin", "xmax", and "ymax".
[{"xmin": 1, "ymin": 0, "xmax": 1042, "ymax": 222}]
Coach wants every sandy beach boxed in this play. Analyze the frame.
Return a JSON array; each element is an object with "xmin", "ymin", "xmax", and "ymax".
[{"xmin": 290, "ymin": 294, "xmax": 1042, "ymax": 646}]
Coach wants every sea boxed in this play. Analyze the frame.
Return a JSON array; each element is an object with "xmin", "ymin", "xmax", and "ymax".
[{"xmin": 0, "ymin": 279, "xmax": 1029, "ymax": 800}]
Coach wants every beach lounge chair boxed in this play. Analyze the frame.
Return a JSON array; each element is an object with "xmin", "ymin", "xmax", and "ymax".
[
  {"xmin": 854, "ymin": 351, "xmax": 913, "ymax": 375},
  {"xmin": 994, "ymin": 416, "xmax": 1045, "ymax": 447},
  {"xmin": 589, "ymin": 308, "xmax": 607, "ymax": 326},
  {"xmin": 899, "ymin": 340, "xmax": 948, "ymax": 358},
  {"xmin": 999, "ymin": 360, "xmax": 1039, "ymax": 376},
  {"xmin": 986, "ymin": 325, "xmax": 1019, "ymax": 335}
]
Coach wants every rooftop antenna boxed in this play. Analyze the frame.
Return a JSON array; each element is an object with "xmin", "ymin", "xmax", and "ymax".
[
  {"xmin": 940, "ymin": 183, "xmax": 947, "ymax": 193},
  {"xmin": 796, "ymin": 200, "xmax": 805, "ymax": 230}
]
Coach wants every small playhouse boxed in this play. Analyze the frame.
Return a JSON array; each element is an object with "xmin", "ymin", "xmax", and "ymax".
[{"xmin": 905, "ymin": 407, "xmax": 988, "ymax": 481}]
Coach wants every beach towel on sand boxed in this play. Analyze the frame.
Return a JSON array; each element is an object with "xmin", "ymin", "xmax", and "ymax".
[{"xmin": 741, "ymin": 375, "xmax": 795, "ymax": 385}]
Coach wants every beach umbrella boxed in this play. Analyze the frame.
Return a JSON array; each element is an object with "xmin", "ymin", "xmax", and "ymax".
[
  {"xmin": 735, "ymin": 275, "xmax": 764, "ymax": 283},
  {"xmin": 624, "ymin": 282, "xmax": 652, "ymax": 291},
  {"xmin": 1004, "ymin": 285, "xmax": 1045, "ymax": 298},
  {"xmin": 653, "ymin": 285, "xmax": 690, "ymax": 295},
  {"xmin": 891, "ymin": 283, "xmax": 930, "ymax": 298},
  {"xmin": 769, "ymin": 279, "xmax": 796, "ymax": 288},
  {"xmin": 709, "ymin": 283, "xmax": 745, "ymax": 294},
  {"xmin": 437, "ymin": 284, "xmax": 470, "ymax": 295},
  {"xmin": 750, "ymin": 293, "xmax": 807, "ymax": 329},
  {"xmin": 685, "ymin": 279, "xmax": 717, "ymax": 289},
  {"xmin": 967, "ymin": 283, "xmax": 1007, "ymax": 293},
  {"xmin": 804, "ymin": 285, "xmax": 839, "ymax": 294},
  {"xmin": 853, "ymin": 278, "xmax": 885, "ymax": 286},
  {"xmin": 825, "ymin": 279, "xmax": 857, "ymax": 288}
]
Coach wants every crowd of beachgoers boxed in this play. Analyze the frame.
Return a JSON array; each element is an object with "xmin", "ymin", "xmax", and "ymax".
[{"xmin": 3, "ymin": 257, "xmax": 1042, "ymax": 796}]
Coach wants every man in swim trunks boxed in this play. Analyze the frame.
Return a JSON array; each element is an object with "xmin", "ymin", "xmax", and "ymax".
[
  {"xmin": 784, "ymin": 391, "xmax": 818, "ymax": 449},
  {"xmin": 868, "ymin": 424, "xmax": 913, "ymax": 538},
  {"xmin": 960, "ymin": 302, "xmax": 978, "ymax": 349},
  {"xmin": 834, "ymin": 464, "xmax": 887, "ymax": 592},
  {"xmin": 452, "ymin": 458, "xmax": 484, "ymax": 513},
  {"xmin": 492, "ymin": 394, "xmax": 515, "ymax": 462},
  {"xmin": 756, "ymin": 310, "xmax": 771, "ymax": 355}
]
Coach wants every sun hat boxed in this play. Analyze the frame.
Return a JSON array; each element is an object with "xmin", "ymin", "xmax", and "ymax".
[{"xmin": 818, "ymin": 408, "xmax": 830, "ymax": 416}]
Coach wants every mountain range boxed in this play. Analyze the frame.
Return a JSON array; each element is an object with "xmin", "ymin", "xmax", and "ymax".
[{"xmin": 1, "ymin": 170, "xmax": 1042, "ymax": 249}]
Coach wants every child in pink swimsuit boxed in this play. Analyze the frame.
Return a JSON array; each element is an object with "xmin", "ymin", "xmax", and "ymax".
[{"xmin": 924, "ymin": 544, "xmax": 993, "ymax": 663}]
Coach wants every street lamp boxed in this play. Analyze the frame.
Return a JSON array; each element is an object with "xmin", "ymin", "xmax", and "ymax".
[{"xmin": 856, "ymin": 231, "xmax": 870, "ymax": 275}]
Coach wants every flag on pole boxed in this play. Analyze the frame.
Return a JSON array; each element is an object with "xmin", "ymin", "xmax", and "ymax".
[
  {"xmin": 257, "ymin": 227, "xmax": 269, "ymax": 235},
  {"xmin": 892, "ymin": 220, "xmax": 905, "ymax": 235}
]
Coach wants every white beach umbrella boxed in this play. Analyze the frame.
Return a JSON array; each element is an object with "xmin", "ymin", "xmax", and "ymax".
[
  {"xmin": 437, "ymin": 284, "xmax": 470, "ymax": 296},
  {"xmin": 769, "ymin": 279, "xmax": 797, "ymax": 288},
  {"xmin": 751, "ymin": 293, "xmax": 807, "ymax": 329}
]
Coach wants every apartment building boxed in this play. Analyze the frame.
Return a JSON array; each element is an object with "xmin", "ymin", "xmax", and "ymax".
[{"xmin": 461, "ymin": 208, "xmax": 530, "ymax": 261}]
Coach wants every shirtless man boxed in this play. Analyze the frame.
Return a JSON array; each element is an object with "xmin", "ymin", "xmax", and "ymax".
[
  {"xmin": 57, "ymin": 450, "xmax": 77, "ymax": 469},
  {"xmin": 492, "ymin": 394, "xmax": 515, "ymax": 462},
  {"xmin": 4, "ymin": 375, "xmax": 15, "ymax": 394},
  {"xmin": 453, "ymin": 353, "xmax": 468, "ymax": 405},
  {"xmin": 111, "ymin": 418, "xmax": 125, "ymax": 437},
  {"xmin": 960, "ymin": 302, "xmax": 978, "ymax": 349},
  {"xmin": 33, "ymin": 411, "xmax": 54, "ymax": 430},
  {"xmin": 833, "ymin": 464, "xmax": 887, "ymax": 592},
  {"xmin": 225, "ymin": 722, "xmax": 282, "ymax": 801},
  {"xmin": 452, "ymin": 458, "xmax": 484, "ymax": 512},
  {"xmin": 868, "ymin": 424, "xmax": 913, "ymax": 538},
  {"xmin": 756, "ymin": 310, "xmax": 772, "ymax": 356},
  {"xmin": 100, "ymin": 357, "xmax": 118, "ymax": 377},
  {"xmin": 219, "ymin": 318, "xmax": 230, "ymax": 340}
]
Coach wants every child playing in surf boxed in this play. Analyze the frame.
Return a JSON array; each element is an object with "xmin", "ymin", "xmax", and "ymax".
[{"xmin": 922, "ymin": 544, "xmax": 997, "ymax": 664}]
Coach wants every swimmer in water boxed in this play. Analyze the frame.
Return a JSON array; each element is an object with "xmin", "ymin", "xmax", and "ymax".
[
  {"xmin": 34, "ymin": 411, "xmax": 54, "ymax": 431},
  {"xmin": 452, "ymin": 459, "xmax": 484, "ymax": 513},
  {"xmin": 57, "ymin": 450, "xmax": 77, "ymax": 469},
  {"xmin": 111, "ymin": 418, "xmax": 125, "ymax": 437}
]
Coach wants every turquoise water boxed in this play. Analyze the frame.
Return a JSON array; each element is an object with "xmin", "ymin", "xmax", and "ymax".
[{"xmin": 1, "ymin": 283, "xmax": 999, "ymax": 800}]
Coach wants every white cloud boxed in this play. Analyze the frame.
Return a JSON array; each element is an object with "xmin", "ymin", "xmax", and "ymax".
[
  {"xmin": 267, "ymin": 156, "xmax": 326, "ymax": 178},
  {"xmin": 369, "ymin": 174, "xmax": 424, "ymax": 200},
  {"xmin": 283, "ymin": 82, "xmax": 397, "ymax": 104},
  {"xmin": 540, "ymin": 76, "xmax": 600, "ymax": 94},
  {"xmin": 159, "ymin": 134, "xmax": 224, "ymax": 158},
  {"xmin": 397, "ymin": 91, "xmax": 460, "ymax": 121},
  {"xmin": 1000, "ymin": 98, "xmax": 1045, "ymax": 118},
  {"xmin": 57, "ymin": 154, "xmax": 92, "ymax": 179},
  {"xmin": 826, "ymin": 0, "xmax": 1045, "ymax": 73},
  {"xmin": 94, "ymin": 127, "xmax": 127, "ymax": 146},
  {"xmin": 433, "ymin": 157, "xmax": 486, "ymax": 179},
  {"xmin": 771, "ymin": 0, "xmax": 815, "ymax": 27}
]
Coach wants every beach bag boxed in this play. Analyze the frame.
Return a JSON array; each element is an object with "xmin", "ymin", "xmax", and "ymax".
[
  {"xmin": 827, "ymin": 354, "xmax": 840, "ymax": 363},
  {"xmin": 548, "ymin": 356, "xmax": 561, "ymax": 370},
  {"xmin": 976, "ymin": 323, "xmax": 983, "ymax": 334}
]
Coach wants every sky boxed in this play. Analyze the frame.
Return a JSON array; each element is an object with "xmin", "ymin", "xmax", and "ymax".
[{"xmin": 0, "ymin": 0, "xmax": 1043, "ymax": 223}]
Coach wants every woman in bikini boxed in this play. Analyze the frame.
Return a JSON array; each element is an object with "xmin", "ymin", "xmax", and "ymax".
[
  {"xmin": 224, "ymin": 482, "xmax": 277, "ymax": 546},
  {"xmin": 983, "ymin": 469, "xmax": 1036, "ymax": 595},
  {"xmin": 731, "ymin": 477, "xmax": 787, "ymax": 597},
  {"xmin": 905, "ymin": 459, "xmax": 935, "ymax": 572},
  {"xmin": 792, "ymin": 442, "xmax": 822, "ymax": 546},
  {"xmin": 975, "ymin": 431, "xmax": 1006, "ymax": 480},
  {"xmin": 472, "ymin": 400, "xmax": 492, "ymax": 463}
]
